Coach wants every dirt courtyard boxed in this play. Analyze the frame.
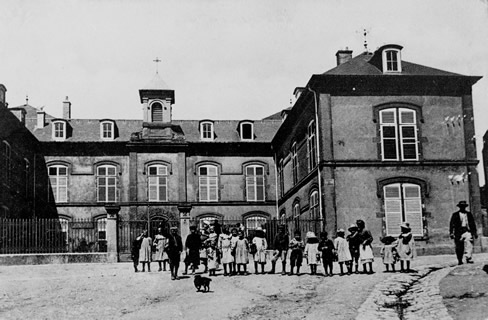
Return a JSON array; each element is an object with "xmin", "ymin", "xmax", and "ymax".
[{"xmin": 0, "ymin": 254, "xmax": 481, "ymax": 320}]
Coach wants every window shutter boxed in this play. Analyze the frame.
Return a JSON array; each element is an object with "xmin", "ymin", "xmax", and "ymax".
[
  {"xmin": 403, "ymin": 184, "xmax": 423, "ymax": 236},
  {"xmin": 384, "ymin": 184, "xmax": 402, "ymax": 235},
  {"xmin": 246, "ymin": 176, "xmax": 255, "ymax": 201},
  {"xmin": 152, "ymin": 104, "xmax": 163, "ymax": 122}
]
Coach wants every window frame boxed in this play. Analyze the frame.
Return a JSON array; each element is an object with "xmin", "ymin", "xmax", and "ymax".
[
  {"xmin": 200, "ymin": 121, "xmax": 214, "ymax": 141},
  {"xmin": 151, "ymin": 102, "xmax": 163, "ymax": 122},
  {"xmin": 96, "ymin": 164, "xmax": 118, "ymax": 203},
  {"xmin": 291, "ymin": 142, "xmax": 298, "ymax": 184},
  {"xmin": 100, "ymin": 121, "xmax": 115, "ymax": 140},
  {"xmin": 147, "ymin": 164, "xmax": 168, "ymax": 202},
  {"xmin": 379, "ymin": 107, "xmax": 419, "ymax": 161},
  {"xmin": 245, "ymin": 165, "xmax": 265, "ymax": 202},
  {"xmin": 198, "ymin": 164, "xmax": 219, "ymax": 202},
  {"xmin": 278, "ymin": 159, "xmax": 284, "ymax": 197},
  {"xmin": 383, "ymin": 182, "xmax": 423, "ymax": 237},
  {"xmin": 240, "ymin": 122, "xmax": 254, "ymax": 141},
  {"xmin": 3, "ymin": 141, "xmax": 11, "ymax": 185},
  {"xmin": 52, "ymin": 120, "xmax": 66, "ymax": 141},
  {"xmin": 309, "ymin": 190, "xmax": 319, "ymax": 220},
  {"xmin": 48, "ymin": 164, "xmax": 69, "ymax": 203},
  {"xmin": 307, "ymin": 120, "xmax": 317, "ymax": 171},
  {"xmin": 382, "ymin": 49, "xmax": 402, "ymax": 73}
]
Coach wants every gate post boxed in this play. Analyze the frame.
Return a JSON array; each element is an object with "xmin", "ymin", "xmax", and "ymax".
[
  {"xmin": 105, "ymin": 205, "xmax": 120, "ymax": 263},
  {"xmin": 178, "ymin": 204, "xmax": 192, "ymax": 246}
]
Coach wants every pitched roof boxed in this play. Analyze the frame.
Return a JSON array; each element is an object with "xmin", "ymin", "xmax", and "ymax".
[
  {"xmin": 323, "ymin": 52, "xmax": 463, "ymax": 77},
  {"xmin": 16, "ymin": 104, "xmax": 282, "ymax": 143},
  {"xmin": 142, "ymin": 73, "xmax": 171, "ymax": 90}
]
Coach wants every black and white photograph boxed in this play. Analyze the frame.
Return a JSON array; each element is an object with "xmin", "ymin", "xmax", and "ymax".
[{"xmin": 1, "ymin": 0, "xmax": 488, "ymax": 319}]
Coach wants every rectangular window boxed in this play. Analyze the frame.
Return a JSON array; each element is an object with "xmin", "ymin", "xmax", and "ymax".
[
  {"xmin": 199, "ymin": 165, "xmax": 218, "ymax": 201},
  {"xmin": 278, "ymin": 160, "xmax": 284, "ymax": 197},
  {"xmin": 246, "ymin": 166, "xmax": 265, "ymax": 201},
  {"xmin": 386, "ymin": 50, "xmax": 399, "ymax": 71},
  {"xmin": 49, "ymin": 165, "xmax": 68, "ymax": 203},
  {"xmin": 148, "ymin": 165, "xmax": 168, "ymax": 202},
  {"xmin": 201, "ymin": 123, "xmax": 214, "ymax": 140},
  {"xmin": 97, "ymin": 166, "xmax": 117, "ymax": 202},
  {"xmin": 240, "ymin": 123, "xmax": 253, "ymax": 140},
  {"xmin": 101, "ymin": 122, "xmax": 113, "ymax": 139},
  {"xmin": 380, "ymin": 108, "xmax": 418, "ymax": 161},
  {"xmin": 291, "ymin": 143, "xmax": 298, "ymax": 184},
  {"xmin": 307, "ymin": 121, "xmax": 317, "ymax": 171},
  {"xmin": 384, "ymin": 183, "xmax": 423, "ymax": 236},
  {"xmin": 53, "ymin": 122, "xmax": 66, "ymax": 139}
]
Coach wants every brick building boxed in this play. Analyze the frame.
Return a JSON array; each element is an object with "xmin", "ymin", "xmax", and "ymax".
[{"xmin": 272, "ymin": 44, "xmax": 484, "ymax": 252}]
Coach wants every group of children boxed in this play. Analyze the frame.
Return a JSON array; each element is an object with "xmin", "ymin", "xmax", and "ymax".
[{"xmin": 133, "ymin": 219, "xmax": 421, "ymax": 277}]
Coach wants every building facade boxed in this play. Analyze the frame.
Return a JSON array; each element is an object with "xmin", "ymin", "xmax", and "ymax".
[{"xmin": 272, "ymin": 44, "xmax": 484, "ymax": 252}]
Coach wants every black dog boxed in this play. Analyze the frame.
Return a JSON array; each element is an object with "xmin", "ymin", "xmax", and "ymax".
[{"xmin": 194, "ymin": 275, "xmax": 212, "ymax": 292}]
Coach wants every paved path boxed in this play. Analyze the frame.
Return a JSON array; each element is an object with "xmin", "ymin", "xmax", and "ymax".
[{"xmin": 356, "ymin": 253, "xmax": 488, "ymax": 320}]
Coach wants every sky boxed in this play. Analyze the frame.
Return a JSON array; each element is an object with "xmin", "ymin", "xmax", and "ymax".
[{"xmin": 1, "ymin": 0, "xmax": 488, "ymax": 182}]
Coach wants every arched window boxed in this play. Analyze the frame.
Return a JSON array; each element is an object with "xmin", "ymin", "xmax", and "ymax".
[
  {"xmin": 245, "ymin": 165, "xmax": 265, "ymax": 201},
  {"xmin": 309, "ymin": 190, "xmax": 319, "ymax": 220},
  {"xmin": 148, "ymin": 164, "xmax": 168, "ymax": 202},
  {"xmin": 199, "ymin": 165, "xmax": 218, "ymax": 202},
  {"xmin": 245, "ymin": 215, "xmax": 267, "ymax": 238},
  {"xmin": 3, "ymin": 141, "xmax": 11, "ymax": 184},
  {"xmin": 291, "ymin": 142, "xmax": 298, "ymax": 184},
  {"xmin": 97, "ymin": 165, "xmax": 117, "ymax": 202},
  {"xmin": 380, "ymin": 108, "xmax": 418, "ymax": 161},
  {"xmin": 48, "ymin": 165, "xmax": 68, "ymax": 203},
  {"xmin": 151, "ymin": 102, "xmax": 163, "ymax": 122},
  {"xmin": 383, "ymin": 182, "xmax": 423, "ymax": 236}
]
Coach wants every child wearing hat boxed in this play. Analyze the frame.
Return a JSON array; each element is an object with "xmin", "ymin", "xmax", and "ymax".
[
  {"xmin": 304, "ymin": 231, "xmax": 320, "ymax": 275},
  {"xmin": 380, "ymin": 235, "xmax": 398, "ymax": 272},
  {"xmin": 318, "ymin": 231, "xmax": 335, "ymax": 276},
  {"xmin": 347, "ymin": 224, "xmax": 361, "ymax": 274},
  {"xmin": 397, "ymin": 222, "xmax": 415, "ymax": 272},
  {"xmin": 289, "ymin": 231, "xmax": 305, "ymax": 275},
  {"xmin": 334, "ymin": 229, "xmax": 352, "ymax": 275}
]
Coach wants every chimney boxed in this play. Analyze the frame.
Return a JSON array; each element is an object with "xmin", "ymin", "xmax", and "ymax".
[
  {"xmin": 336, "ymin": 48, "xmax": 353, "ymax": 66},
  {"xmin": 293, "ymin": 87, "xmax": 305, "ymax": 100},
  {"xmin": 63, "ymin": 96, "xmax": 71, "ymax": 120},
  {"xmin": 37, "ymin": 110, "xmax": 45, "ymax": 128},
  {"xmin": 10, "ymin": 108, "xmax": 26, "ymax": 124}
]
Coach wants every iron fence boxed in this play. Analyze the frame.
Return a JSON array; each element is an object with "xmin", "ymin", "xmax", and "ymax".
[{"xmin": 0, "ymin": 218, "xmax": 106, "ymax": 254}]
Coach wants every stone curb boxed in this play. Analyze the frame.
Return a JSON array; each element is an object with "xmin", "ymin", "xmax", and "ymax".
[{"xmin": 356, "ymin": 262, "xmax": 456, "ymax": 320}]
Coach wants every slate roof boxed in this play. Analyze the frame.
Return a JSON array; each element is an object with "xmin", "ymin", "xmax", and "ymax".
[
  {"xmin": 15, "ymin": 104, "xmax": 282, "ymax": 143},
  {"xmin": 323, "ymin": 52, "xmax": 463, "ymax": 77}
]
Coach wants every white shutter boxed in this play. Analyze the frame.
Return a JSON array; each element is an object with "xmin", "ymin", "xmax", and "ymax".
[
  {"xmin": 403, "ymin": 184, "xmax": 423, "ymax": 236},
  {"xmin": 384, "ymin": 184, "xmax": 402, "ymax": 235}
]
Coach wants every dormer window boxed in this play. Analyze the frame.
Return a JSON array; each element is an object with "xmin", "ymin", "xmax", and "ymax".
[
  {"xmin": 100, "ymin": 120, "xmax": 115, "ymax": 140},
  {"xmin": 382, "ymin": 47, "xmax": 402, "ymax": 73},
  {"xmin": 52, "ymin": 120, "xmax": 67, "ymax": 141},
  {"xmin": 200, "ymin": 121, "xmax": 214, "ymax": 141},
  {"xmin": 239, "ymin": 121, "xmax": 254, "ymax": 141}
]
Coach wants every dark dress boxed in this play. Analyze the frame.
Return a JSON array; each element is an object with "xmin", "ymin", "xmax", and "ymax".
[
  {"xmin": 131, "ymin": 238, "xmax": 142, "ymax": 264},
  {"xmin": 347, "ymin": 232, "xmax": 361, "ymax": 261},
  {"xmin": 167, "ymin": 234, "xmax": 183, "ymax": 263},
  {"xmin": 318, "ymin": 239, "xmax": 335, "ymax": 261},
  {"xmin": 185, "ymin": 233, "xmax": 201, "ymax": 266}
]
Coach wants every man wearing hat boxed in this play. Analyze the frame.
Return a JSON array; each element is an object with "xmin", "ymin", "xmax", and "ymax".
[
  {"xmin": 270, "ymin": 225, "xmax": 289, "ymax": 275},
  {"xmin": 449, "ymin": 201, "xmax": 477, "ymax": 264}
]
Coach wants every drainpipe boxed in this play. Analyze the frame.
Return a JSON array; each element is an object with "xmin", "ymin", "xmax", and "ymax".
[{"xmin": 307, "ymin": 87, "xmax": 324, "ymax": 231}]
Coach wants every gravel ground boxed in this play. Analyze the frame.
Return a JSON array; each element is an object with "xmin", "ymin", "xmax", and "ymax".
[{"xmin": 0, "ymin": 254, "xmax": 483, "ymax": 320}]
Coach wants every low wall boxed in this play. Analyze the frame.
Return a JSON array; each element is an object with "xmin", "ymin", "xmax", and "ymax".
[{"xmin": 0, "ymin": 253, "xmax": 109, "ymax": 266}]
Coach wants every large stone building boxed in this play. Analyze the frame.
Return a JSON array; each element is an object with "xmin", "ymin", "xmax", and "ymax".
[
  {"xmin": 273, "ymin": 44, "xmax": 484, "ymax": 253},
  {"xmin": 2, "ymin": 43, "xmax": 486, "ymax": 256}
]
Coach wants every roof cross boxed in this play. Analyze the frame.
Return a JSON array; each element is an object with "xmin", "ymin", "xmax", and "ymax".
[{"xmin": 153, "ymin": 57, "xmax": 162, "ymax": 74}]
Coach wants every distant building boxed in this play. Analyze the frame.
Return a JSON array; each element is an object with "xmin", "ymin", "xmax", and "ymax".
[
  {"xmin": 272, "ymin": 44, "xmax": 484, "ymax": 251},
  {"xmin": 0, "ymin": 86, "xmax": 56, "ymax": 218}
]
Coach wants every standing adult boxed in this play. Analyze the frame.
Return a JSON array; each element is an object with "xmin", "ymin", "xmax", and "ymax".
[
  {"xmin": 184, "ymin": 225, "xmax": 201, "ymax": 275},
  {"xmin": 449, "ymin": 201, "xmax": 477, "ymax": 264},
  {"xmin": 167, "ymin": 226, "xmax": 183, "ymax": 280},
  {"xmin": 153, "ymin": 227, "xmax": 169, "ymax": 272},
  {"xmin": 131, "ymin": 233, "xmax": 143, "ymax": 272},
  {"xmin": 138, "ymin": 230, "xmax": 152, "ymax": 272},
  {"xmin": 270, "ymin": 225, "xmax": 289, "ymax": 275},
  {"xmin": 356, "ymin": 220, "xmax": 374, "ymax": 274}
]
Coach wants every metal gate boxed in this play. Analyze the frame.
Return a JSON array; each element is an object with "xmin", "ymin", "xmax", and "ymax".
[{"xmin": 118, "ymin": 218, "xmax": 179, "ymax": 260}]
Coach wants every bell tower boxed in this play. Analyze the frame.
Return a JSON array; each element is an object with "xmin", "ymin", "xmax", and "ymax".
[{"xmin": 139, "ymin": 70, "xmax": 175, "ymax": 124}]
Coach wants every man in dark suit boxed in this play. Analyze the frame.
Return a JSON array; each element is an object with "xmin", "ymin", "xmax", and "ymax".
[
  {"xmin": 449, "ymin": 201, "xmax": 477, "ymax": 265},
  {"xmin": 167, "ymin": 226, "xmax": 183, "ymax": 280}
]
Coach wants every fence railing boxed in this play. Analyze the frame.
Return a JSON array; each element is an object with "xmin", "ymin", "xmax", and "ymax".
[{"xmin": 0, "ymin": 219, "xmax": 106, "ymax": 254}]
